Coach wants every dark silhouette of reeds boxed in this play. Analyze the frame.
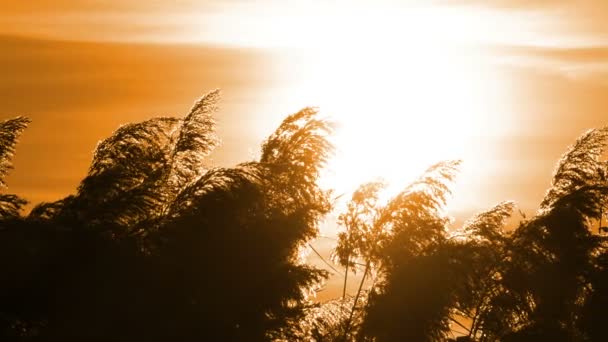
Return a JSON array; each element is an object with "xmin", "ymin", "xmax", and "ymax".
[{"xmin": 1, "ymin": 91, "xmax": 608, "ymax": 341}]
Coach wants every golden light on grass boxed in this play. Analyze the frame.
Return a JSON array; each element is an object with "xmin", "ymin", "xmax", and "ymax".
[{"xmin": 311, "ymin": 47, "xmax": 487, "ymax": 196}]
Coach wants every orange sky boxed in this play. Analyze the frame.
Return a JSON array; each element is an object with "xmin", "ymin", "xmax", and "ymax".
[
  {"xmin": 2, "ymin": 0, "xmax": 608, "ymax": 300},
  {"xmin": 2, "ymin": 0, "xmax": 608, "ymax": 46}
]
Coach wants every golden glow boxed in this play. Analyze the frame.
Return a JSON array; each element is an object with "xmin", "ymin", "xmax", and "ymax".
[
  {"xmin": 200, "ymin": 4, "xmax": 557, "ymax": 48},
  {"xmin": 302, "ymin": 50, "xmax": 483, "ymax": 194},
  {"xmin": 261, "ymin": 6, "xmax": 510, "ymax": 202},
  {"xmin": 6, "ymin": 1, "xmax": 580, "ymax": 213}
]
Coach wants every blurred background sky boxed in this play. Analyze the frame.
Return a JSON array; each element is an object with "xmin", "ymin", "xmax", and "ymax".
[{"xmin": 2, "ymin": 0, "xmax": 608, "ymax": 299}]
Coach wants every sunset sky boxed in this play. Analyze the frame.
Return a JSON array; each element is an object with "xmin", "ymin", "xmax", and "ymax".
[{"xmin": 2, "ymin": 1, "xmax": 608, "ymax": 298}]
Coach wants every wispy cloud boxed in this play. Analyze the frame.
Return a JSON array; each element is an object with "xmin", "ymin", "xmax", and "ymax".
[
  {"xmin": 2, "ymin": 0, "xmax": 603, "ymax": 46},
  {"xmin": 486, "ymin": 44, "xmax": 608, "ymax": 82},
  {"xmin": 446, "ymin": 0, "xmax": 608, "ymax": 44},
  {"xmin": 2, "ymin": 0, "xmax": 607, "ymax": 80}
]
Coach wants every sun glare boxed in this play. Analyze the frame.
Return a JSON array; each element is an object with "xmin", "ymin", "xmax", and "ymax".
[{"xmin": 264, "ymin": 6, "xmax": 502, "ymax": 203}]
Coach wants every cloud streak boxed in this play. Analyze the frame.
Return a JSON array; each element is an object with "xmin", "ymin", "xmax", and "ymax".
[{"xmin": 447, "ymin": 0, "xmax": 608, "ymax": 43}]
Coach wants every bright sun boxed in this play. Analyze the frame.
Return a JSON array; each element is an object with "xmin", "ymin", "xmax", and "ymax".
[
  {"xmin": 310, "ymin": 45, "xmax": 488, "ymax": 195},
  {"xmin": 211, "ymin": 4, "xmax": 515, "ymax": 206},
  {"xmin": 261, "ymin": 7, "xmax": 502, "ymax": 201}
]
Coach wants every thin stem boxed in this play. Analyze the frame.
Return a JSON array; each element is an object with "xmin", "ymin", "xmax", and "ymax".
[
  {"xmin": 342, "ymin": 254, "xmax": 350, "ymax": 299},
  {"xmin": 343, "ymin": 260, "xmax": 370, "ymax": 341},
  {"xmin": 308, "ymin": 243, "xmax": 344, "ymax": 276}
]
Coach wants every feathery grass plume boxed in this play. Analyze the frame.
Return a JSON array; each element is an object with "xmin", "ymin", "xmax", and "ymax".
[
  {"xmin": 261, "ymin": 107, "xmax": 333, "ymax": 182},
  {"xmin": 446, "ymin": 201, "xmax": 517, "ymax": 340},
  {"xmin": 0, "ymin": 194, "xmax": 28, "ymax": 220},
  {"xmin": 0, "ymin": 116, "xmax": 30, "ymax": 188},
  {"xmin": 334, "ymin": 180, "xmax": 387, "ymax": 272},
  {"xmin": 332, "ymin": 180, "xmax": 387, "ymax": 339},
  {"xmin": 28, "ymin": 196, "xmax": 75, "ymax": 221},
  {"xmin": 153, "ymin": 107, "xmax": 333, "ymax": 339},
  {"xmin": 460, "ymin": 200, "xmax": 516, "ymax": 242},
  {"xmin": 500, "ymin": 202, "xmax": 607, "ymax": 339},
  {"xmin": 2, "ymin": 96, "xmax": 336, "ymax": 340},
  {"xmin": 540, "ymin": 126, "xmax": 608, "ymax": 211},
  {"xmin": 383, "ymin": 160, "xmax": 461, "ymax": 219},
  {"xmin": 75, "ymin": 117, "xmax": 181, "ymax": 230},
  {"xmin": 481, "ymin": 128, "xmax": 608, "ymax": 340},
  {"xmin": 0, "ymin": 117, "xmax": 30, "ymax": 219},
  {"xmin": 166, "ymin": 163, "xmax": 264, "ymax": 220},
  {"xmin": 379, "ymin": 160, "xmax": 461, "ymax": 262},
  {"xmin": 48, "ymin": 90, "xmax": 220, "ymax": 233},
  {"xmin": 167, "ymin": 89, "xmax": 220, "ymax": 190},
  {"xmin": 260, "ymin": 107, "xmax": 334, "ymax": 251},
  {"xmin": 354, "ymin": 160, "xmax": 465, "ymax": 341}
]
